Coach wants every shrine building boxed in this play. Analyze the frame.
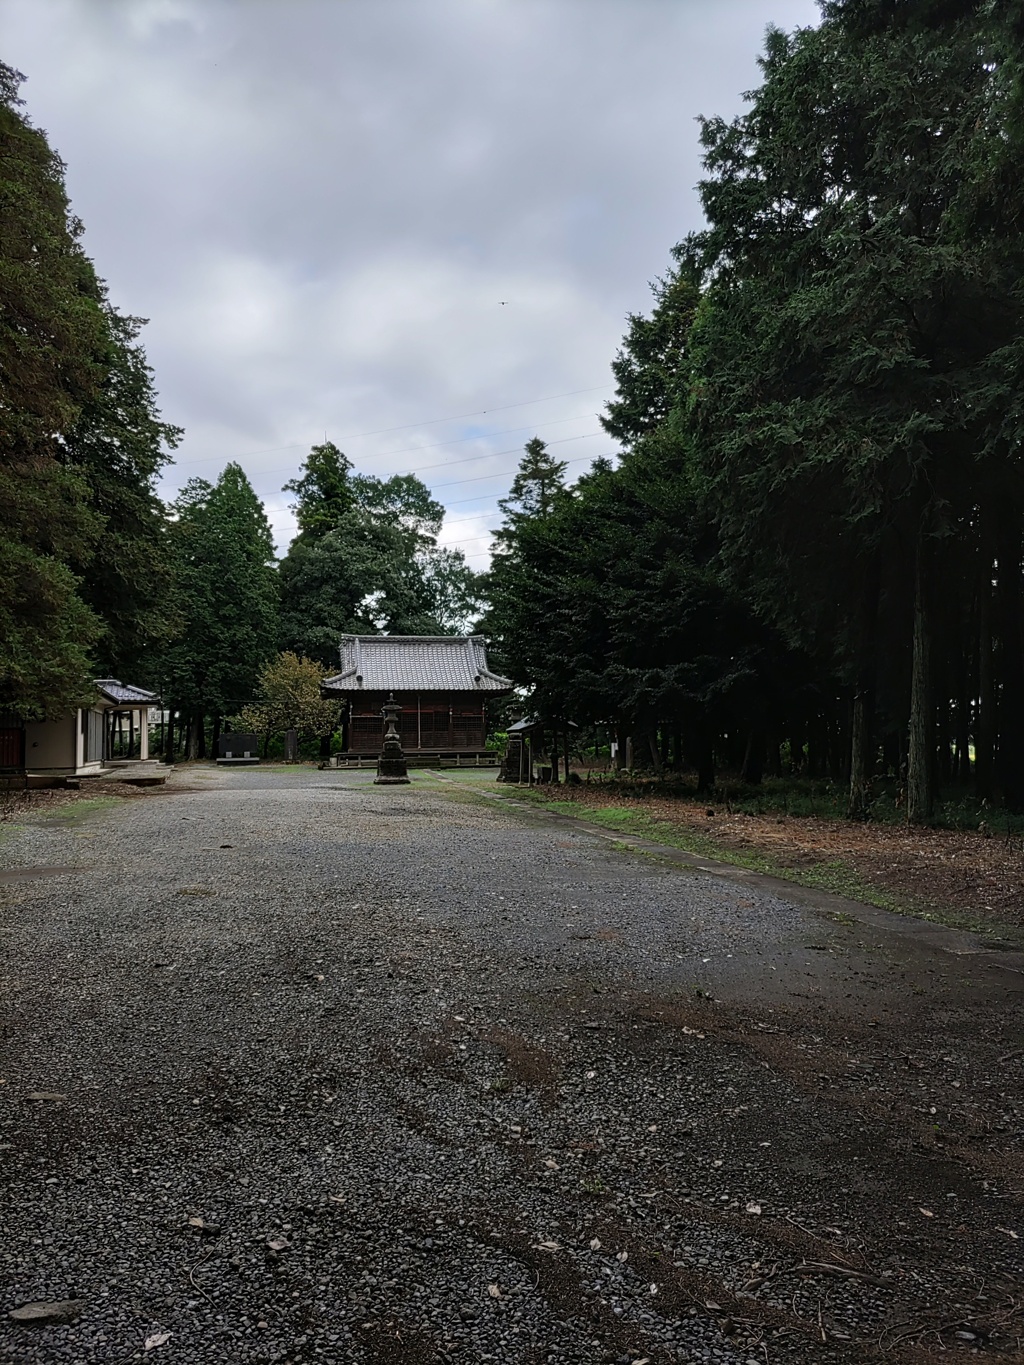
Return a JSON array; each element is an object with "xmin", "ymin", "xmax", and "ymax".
[{"xmin": 322, "ymin": 634, "xmax": 512, "ymax": 762}]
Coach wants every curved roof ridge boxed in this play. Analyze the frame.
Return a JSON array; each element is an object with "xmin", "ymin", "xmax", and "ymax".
[{"xmin": 323, "ymin": 634, "xmax": 512, "ymax": 694}]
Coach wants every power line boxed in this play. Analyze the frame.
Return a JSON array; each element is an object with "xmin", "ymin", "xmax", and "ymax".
[
  {"xmin": 170, "ymin": 384, "xmax": 613, "ymax": 468},
  {"xmin": 436, "ymin": 453, "xmax": 619, "ymax": 506},
  {"xmin": 195, "ymin": 423, "xmax": 605, "ymax": 488},
  {"xmin": 173, "ymin": 409, "xmax": 599, "ymax": 471},
  {"xmin": 261, "ymin": 451, "xmax": 620, "ymax": 525},
  {"xmin": 256, "ymin": 432, "xmax": 608, "ymax": 516}
]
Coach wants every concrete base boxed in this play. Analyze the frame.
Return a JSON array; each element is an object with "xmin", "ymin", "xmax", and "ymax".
[{"xmin": 83, "ymin": 761, "xmax": 171, "ymax": 787}]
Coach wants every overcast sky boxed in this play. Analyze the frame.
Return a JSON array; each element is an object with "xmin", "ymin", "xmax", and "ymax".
[{"xmin": 2, "ymin": 0, "xmax": 819, "ymax": 565}]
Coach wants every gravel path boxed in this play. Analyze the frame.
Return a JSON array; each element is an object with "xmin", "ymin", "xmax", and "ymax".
[{"xmin": 1, "ymin": 766, "xmax": 1022, "ymax": 1364}]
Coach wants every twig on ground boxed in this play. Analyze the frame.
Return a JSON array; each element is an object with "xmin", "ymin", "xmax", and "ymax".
[
  {"xmin": 783, "ymin": 1214, "xmax": 858, "ymax": 1268},
  {"xmin": 758, "ymin": 1260, "xmax": 886, "ymax": 1289},
  {"xmin": 188, "ymin": 1249, "xmax": 214, "ymax": 1303}
]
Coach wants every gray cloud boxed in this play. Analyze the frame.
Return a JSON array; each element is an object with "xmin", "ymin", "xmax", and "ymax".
[{"xmin": 2, "ymin": 0, "xmax": 819, "ymax": 562}]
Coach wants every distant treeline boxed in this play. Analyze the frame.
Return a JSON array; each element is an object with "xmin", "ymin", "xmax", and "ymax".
[{"xmin": 484, "ymin": 1, "xmax": 1024, "ymax": 821}]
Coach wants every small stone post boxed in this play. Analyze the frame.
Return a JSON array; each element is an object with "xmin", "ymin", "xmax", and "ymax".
[{"xmin": 375, "ymin": 694, "xmax": 410, "ymax": 785}]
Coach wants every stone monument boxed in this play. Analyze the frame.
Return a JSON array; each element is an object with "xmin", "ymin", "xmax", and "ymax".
[{"xmin": 375, "ymin": 694, "xmax": 410, "ymax": 785}]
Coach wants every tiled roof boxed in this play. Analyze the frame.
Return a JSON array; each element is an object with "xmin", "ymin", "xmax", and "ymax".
[
  {"xmin": 94, "ymin": 678, "xmax": 159, "ymax": 705},
  {"xmin": 323, "ymin": 635, "xmax": 513, "ymax": 694}
]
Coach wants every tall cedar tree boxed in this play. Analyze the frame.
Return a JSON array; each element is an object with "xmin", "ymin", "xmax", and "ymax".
[
  {"xmin": 0, "ymin": 64, "xmax": 178, "ymax": 716},
  {"xmin": 159, "ymin": 465, "xmax": 278, "ymax": 754}
]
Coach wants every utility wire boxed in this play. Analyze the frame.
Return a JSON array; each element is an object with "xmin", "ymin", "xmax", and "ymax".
[
  {"xmin": 262, "ymin": 451, "xmax": 619, "ymax": 526},
  {"xmin": 256, "ymin": 433, "xmax": 608, "ymax": 518},
  {"xmin": 194, "ymin": 422, "xmax": 604, "ymax": 487},
  {"xmin": 171, "ymin": 384, "xmax": 613, "ymax": 467}
]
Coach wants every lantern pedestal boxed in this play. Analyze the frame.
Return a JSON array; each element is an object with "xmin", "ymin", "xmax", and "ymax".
[{"xmin": 375, "ymin": 694, "xmax": 410, "ymax": 785}]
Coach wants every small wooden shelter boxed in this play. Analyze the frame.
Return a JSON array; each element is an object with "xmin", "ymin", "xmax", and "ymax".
[
  {"xmin": 323, "ymin": 634, "xmax": 512, "ymax": 762},
  {"xmin": 0, "ymin": 679, "xmax": 159, "ymax": 782}
]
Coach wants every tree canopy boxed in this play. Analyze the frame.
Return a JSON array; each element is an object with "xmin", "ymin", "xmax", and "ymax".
[
  {"xmin": 485, "ymin": 1, "xmax": 1024, "ymax": 817},
  {"xmin": 279, "ymin": 443, "xmax": 482, "ymax": 664},
  {"xmin": 156, "ymin": 465, "xmax": 278, "ymax": 753},
  {"xmin": 0, "ymin": 63, "xmax": 179, "ymax": 718}
]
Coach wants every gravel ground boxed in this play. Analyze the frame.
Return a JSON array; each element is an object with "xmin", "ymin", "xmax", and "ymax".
[{"xmin": 1, "ymin": 765, "xmax": 1022, "ymax": 1365}]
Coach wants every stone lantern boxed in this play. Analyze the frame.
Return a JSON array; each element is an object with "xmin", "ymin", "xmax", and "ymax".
[{"xmin": 375, "ymin": 693, "xmax": 410, "ymax": 784}]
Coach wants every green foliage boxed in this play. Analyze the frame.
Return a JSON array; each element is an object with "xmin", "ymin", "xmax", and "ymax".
[
  {"xmin": 278, "ymin": 515, "xmax": 438, "ymax": 663},
  {"xmin": 0, "ymin": 62, "xmax": 177, "ymax": 718},
  {"xmin": 486, "ymin": 333, "xmax": 800, "ymax": 791},
  {"xmin": 67, "ymin": 306, "xmax": 182, "ymax": 679},
  {"xmin": 601, "ymin": 268, "xmax": 700, "ymax": 444},
  {"xmin": 158, "ymin": 465, "xmax": 278, "ymax": 716},
  {"xmin": 283, "ymin": 442, "xmax": 354, "ymax": 538},
  {"xmin": 279, "ymin": 443, "xmax": 482, "ymax": 662},
  {"xmin": 350, "ymin": 472, "xmax": 444, "ymax": 548},
  {"xmin": 682, "ymin": 0, "xmax": 1024, "ymax": 815},
  {"xmin": 484, "ymin": 0, "xmax": 1024, "ymax": 821},
  {"xmin": 238, "ymin": 651, "xmax": 338, "ymax": 742},
  {"xmin": 496, "ymin": 437, "xmax": 568, "ymax": 528}
]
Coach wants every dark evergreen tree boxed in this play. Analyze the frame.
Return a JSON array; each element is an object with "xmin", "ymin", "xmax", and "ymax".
[
  {"xmin": 67, "ymin": 305, "xmax": 182, "ymax": 680},
  {"xmin": 159, "ymin": 465, "xmax": 277, "ymax": 755},
  {"xmin": 279, "ymin": 444, "xmax": 473, "ymax": 662},
  {"xmin": 684, "ymin": 1, "xmax": 1024, "ymax": 818},
  {"xmin": 0, "ymin": 63, "xmax": 178, "ymax": 716}
]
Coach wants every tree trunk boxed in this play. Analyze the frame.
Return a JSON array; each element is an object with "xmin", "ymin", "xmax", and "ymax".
[
  {"xmin": 196, "ymin": 710, "xmax": 207, "ymax": 760},
  {"xmin": 614, "ymin": 720, "xmax": 626, "ymax": 771},
  {"xmin": 975, "ymin": 538, "xmax": 996, "ymax": 799},
  {"xmin": 846, "ymin": 555, "xmax": 879, "ymax": 820},
  {"xmin": 788, "ymin": 722, "xmax": 805, "ymax": 774},
  {"xmin": 695, "ymin": 716, "xmax": 715, "ymax": 794},
  {"xmin": 936, "ymin": 691, "xmax": 952, "ymax": 786},
  {"xmin": 186, "ymin": 713, "xmax": 199, "ymax": 761},
  {"xmin": 765, "ymin": 730, "xmax": 782, "ymax": 779},
  {"xmin": 848, "ymin": 689, "xmax": 875, "ymax": 819},
  {"xmin": 907, "ymin": 530, "xmax": 934, "ymax": 824},
  {"xmin": 563, "ymin": 729, "xmax": 571, "ymax": 782},
  {"xmin": 954, "ymin": 649, "xmax": 971, "ymax": 783},
  {"xmin": 828, "ymin": 708, "xmax": 847, "ymax": 785},
  {"xmin": 671, "ymin": 724, "xmax": 683, "ymax": 772},
  {"xmin": 996, "ymin": 505, "xmax": 1024, "ymax": 808},
  {"xmin": 646, "ymin": 730, "xmax": 663, "ymax": 775},
  {"xmin": 807, "ymin": 714, "xmax": 829, "ymax": 779},
  {"xmin": 740, "ymin": 729, "xmax": 763, "ymax": 785}
]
